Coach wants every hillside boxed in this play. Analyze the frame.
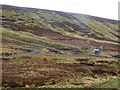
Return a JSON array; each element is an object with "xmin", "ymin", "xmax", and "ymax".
[
  {"xmin": 1, "ymin": 4, "xmax": 120, "ymax": 89},
  {"xmin": 1, "ymin": 4, "xmax": 119, "ymax": 56}
]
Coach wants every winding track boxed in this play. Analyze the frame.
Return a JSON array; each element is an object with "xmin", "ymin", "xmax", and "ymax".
[{"xmin": 2, "ymin": 28, "xmax": 117, "ymax": 59}]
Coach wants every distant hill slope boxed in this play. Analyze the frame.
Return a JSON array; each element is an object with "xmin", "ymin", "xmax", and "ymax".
[{"xmin": 1, "ymin": 4, "xmax": 119, "ymax": 55}]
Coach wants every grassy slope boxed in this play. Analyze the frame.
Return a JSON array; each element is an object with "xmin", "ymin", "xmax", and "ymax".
[
  {"xmin": 1, "ymin": 4, "xmax": 119, "ymax": 56},
  {"xmin": 1, "ymin": 4, "xmax": 118, "ymax": 43}
]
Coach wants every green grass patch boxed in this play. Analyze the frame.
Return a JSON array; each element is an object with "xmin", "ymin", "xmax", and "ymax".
[{"xmin": 95, "ymin": 78, "xmax": 119, "ymax": 88}]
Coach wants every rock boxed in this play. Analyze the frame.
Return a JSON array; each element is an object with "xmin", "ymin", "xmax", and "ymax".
[
  {"xmin": 84, "ymin": 84, "xmax": 93, "ymax": 88},
  {"xmin": 25, "ymin": 84, "xmax": 30, "ymax": 89}
]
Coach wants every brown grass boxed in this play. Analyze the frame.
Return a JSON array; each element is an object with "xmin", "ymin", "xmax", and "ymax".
[{"xmin": 2, "ymin": 58, "xmax": 119, "ymax": 87}]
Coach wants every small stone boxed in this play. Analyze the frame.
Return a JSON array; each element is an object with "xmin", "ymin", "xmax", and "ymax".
[
  {"xmin": 25, "ymin": 84, "xmax": 30, "ymax": 89},
  {"xmin": 84, "ymin": 84, "xmax": 93, "ymax": 88}
]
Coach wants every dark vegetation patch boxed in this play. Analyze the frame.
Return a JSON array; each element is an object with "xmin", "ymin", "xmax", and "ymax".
[
  {"xmin": 112, "ymin": 55, "xmax": 120, "ymax": 58},
  {"xmin": 76, "ymin": 58, "xmax": 90, "ymax": 62},
  {"xmin": 50, "ymin": 22, "xmax": 66, "ymax": 28},
  {"xmin": 2, "ymin": 52, "xmax": 13, "ymax": 57},
  {"xmin": 2, "ymin": 57, "xmax": 10, "ymax": 61},
  {"xmin": 95, "ymin": 60, "xmax": 117, "ymax": 64},
  {"xmin": 110, "ymin": 32, "xmax": 120, "ymax": 38},
  {"xmin": 63, "ymin": 22, "xmax": 88, "ymax": 32},
  {"xmin": 1, "ymin": 19, "xmax": 16, "ymax": 22},
  {"xmin": 91, "ymin": 66, "xmax": 118, "ymax": 76}
]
